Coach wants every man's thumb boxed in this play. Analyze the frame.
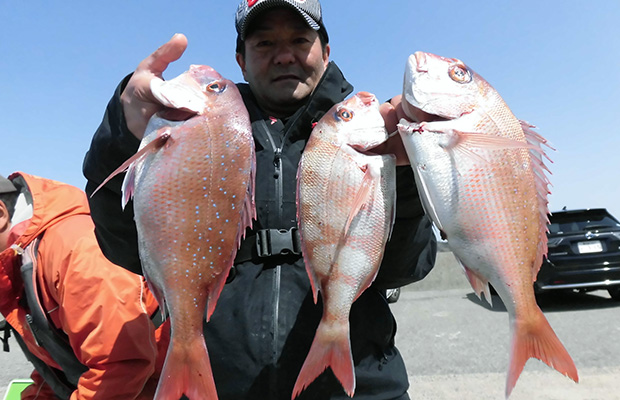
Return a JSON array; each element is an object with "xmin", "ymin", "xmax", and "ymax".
[{"xmin": 143, "ymin": 33, "xmax": 188, "ymax": 75}]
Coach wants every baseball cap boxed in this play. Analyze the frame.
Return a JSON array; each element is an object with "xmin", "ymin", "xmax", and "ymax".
[
  {"xmin": 235, "ymin": 0, "xmax": 328, "ymax": 42},
  {"xmin": 0, "ymin": 175, "xmax": 17, "ymax": 195}
]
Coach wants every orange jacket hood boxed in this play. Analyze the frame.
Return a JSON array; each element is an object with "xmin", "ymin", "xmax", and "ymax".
[
  {"xmin": 6, "ymin": 172, "xmax": 90, "ymax": 248},
  {"xmin": 0, "ymin": 172, "xmax": 90, "ymax": 308}
]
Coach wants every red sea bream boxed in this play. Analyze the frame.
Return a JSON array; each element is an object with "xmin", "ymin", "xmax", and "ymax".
[
  {"xmin": 397, "ymin": 52, "xmax": 578, "ymax": 398},
  {"xmin": 293, "ymin": 92, "xmax": 396, "ymax": 398},
  {"xmin": 97, "ymin": 64, "xmax": 255, "ymax": 399}
]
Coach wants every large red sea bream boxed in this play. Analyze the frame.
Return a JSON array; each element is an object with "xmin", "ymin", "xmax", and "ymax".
[
  {"xmin": 397, "ymin": 52, "xmax": 578, "ymax": 398},
  {"xmin": 96, "ymin": 64, "xmax": 255, "ymax": 400}
]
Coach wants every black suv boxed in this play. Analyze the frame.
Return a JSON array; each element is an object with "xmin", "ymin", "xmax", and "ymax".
[{"xmin": 536, "ymin": 208, "xmax": 620, "ymax": 299}]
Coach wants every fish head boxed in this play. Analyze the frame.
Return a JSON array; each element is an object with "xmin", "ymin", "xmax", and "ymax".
[
  {"xmin": 321, "ymin": 91, "xmax": 388, "ymax": 151},
  {"xmin": 187, "ymin": 64, "xmax": 222, "ymax": 83},
  {"xmin": 187, "ymin": 65, "xmax": 243, "ymax": 115},
  {"xmin": 188, "ymin": 64, "xmax": 227, "ymax": 100},
  {"xmin": 403, "ymin": 51, "xmax": 491, "ymax": 121},
  {"xmin": 151, "ymin": 64, "xmax": 242, "ymax": 116}
]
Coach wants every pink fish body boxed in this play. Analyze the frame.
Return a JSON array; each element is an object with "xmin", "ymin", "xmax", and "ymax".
[
  {"xmin": 102, "ymin": 65, "xmax": 255, "ymax": 399},
  {"xmin": 293, "ymin": 92, "xmax": 396, "ymax": 398},
  {"xmin": 398, "ymin": 52, "xmax": 578, "ymax": 398}
]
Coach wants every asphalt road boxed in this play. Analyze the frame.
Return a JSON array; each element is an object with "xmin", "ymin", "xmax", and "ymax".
[
  {"xmin": 2, "ymin": 251, "xmax": 620, "ymax": 399},
  {"xmin": 392, "ymin": 282, "xmax": 620, "ymax": 399}
]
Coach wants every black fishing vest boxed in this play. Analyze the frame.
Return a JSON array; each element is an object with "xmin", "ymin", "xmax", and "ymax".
[{"xmin": 233, "ymin": 62, "xmax": 353, "ymax": 266}]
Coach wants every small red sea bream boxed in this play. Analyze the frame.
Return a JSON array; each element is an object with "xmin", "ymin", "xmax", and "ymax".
[
  {"xmin": 96, "ymin": 64, "xmax": 255, "ymax": 399},
  {"xmin": 293, "ymin": 92, "xmax": 396, "ymax": 398},
  {"xmin": 397, "ymin": 52, "xmax": 578, "ymax": 398}
]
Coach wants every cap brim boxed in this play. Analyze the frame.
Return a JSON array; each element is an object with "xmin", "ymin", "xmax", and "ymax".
[{"xmin": 0, "ymin": 176, "xmax": 17, "ymax": 194}]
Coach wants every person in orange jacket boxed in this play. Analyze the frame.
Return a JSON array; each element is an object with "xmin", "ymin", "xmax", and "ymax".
[{"xmin": 0, "ymin": 172, "xmax": 167, "ymax": 400}]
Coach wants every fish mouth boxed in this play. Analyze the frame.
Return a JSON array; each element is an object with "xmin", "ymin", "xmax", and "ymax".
[
  {"xmin": 349, "ymin": 144, "xmax": 382, "ymax": 156},
  {"xmin": 414, "ymin": 51, "xmax": 428, "ymax": 73},
  {"xmin": 158, "ymin": 108, "xmax": 198, "ymax": 122},
  {"xmin": 404, "ymin": 53, "xmax": 452, "ymax": 123},
  {"xmin": 402, "ymin": 100, "xmax": 449, "ymax": 124},
  {"xmin": 356, "ymin": 91, "xmax": 376, "ymax": 106}
]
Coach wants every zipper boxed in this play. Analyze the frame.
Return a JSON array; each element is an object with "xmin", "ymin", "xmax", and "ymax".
[
  {"xmin": 258, "ymin": 96, "xmax": 309, "ymax": 395},
  {"xmin": 258, "ymin": 119, "xmax": 286, "ymax": 395},
  {"xmin": 269, "ymin": 264, "xmax": 282, "ymax": 395},
  {"xmin": 273, "ymin": 148, "xmax": 283, "ymax": 222},
  {"xmin": 258, "ymin": 119, "xmax": 285, "ymax": 223}
]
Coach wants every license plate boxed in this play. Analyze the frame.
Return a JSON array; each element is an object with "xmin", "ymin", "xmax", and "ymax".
[{"xmin": 577, "ymin": 240, "xmax": 603, "ymax": 254}]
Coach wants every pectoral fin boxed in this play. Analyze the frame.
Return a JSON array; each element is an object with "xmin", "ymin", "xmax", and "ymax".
[
  {"xmin": 344, "ymin": 162, "xmax": 380, "ymax": 234},
  {"xmin": 457, "ymin": 258, "xmax": 493, "ymax": 306},
  {"xmin": 90, "ymin": 132, "xmax": 171, "ymax": 200},
  {"xmin": 400, "ymin": 120, "xmax": 535, "ymax": 165}
]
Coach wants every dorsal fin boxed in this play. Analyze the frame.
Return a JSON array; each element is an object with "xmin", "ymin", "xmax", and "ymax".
[{"xmin": 520, "ymin": 120, "xmax": 554, "ymax": 279}]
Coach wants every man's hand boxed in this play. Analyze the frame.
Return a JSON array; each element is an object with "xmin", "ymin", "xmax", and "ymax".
[
  {"xmin": 377, "ymin": 94, "xmax": 446, "ymax": 165},
  {"xmin": 121, "ymin": 33, "xmax": 188, "ymax": 139},
  {"xmin": 377, "ymin": 95, "xmax": 411, "ymax": 166}
]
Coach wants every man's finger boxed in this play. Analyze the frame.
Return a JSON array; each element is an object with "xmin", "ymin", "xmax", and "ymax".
[
  {"xmin": 379, "ymin": 102, "xmax": 399, "ymax": 134},
  {"xmin": 139, "ymin": 33, "xmax": 188, "ymax": 76}
]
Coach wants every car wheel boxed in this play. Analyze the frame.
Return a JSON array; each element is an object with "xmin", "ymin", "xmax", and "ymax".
[
  {"xmin": 608, "ymin": 287, "xmax": 620, "ymax": 301},
  {"xmin": 386, "ymin": 288, "xmax": 401, "ymax": 303}
]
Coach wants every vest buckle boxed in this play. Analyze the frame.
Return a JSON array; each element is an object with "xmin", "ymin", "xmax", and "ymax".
[{"xmin": 255, "ymin": 228, "xmax": 301, "ymax": 257}]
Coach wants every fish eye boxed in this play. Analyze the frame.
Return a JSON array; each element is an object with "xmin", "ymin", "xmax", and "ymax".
[
  {"xmin": 335, "ymin": 108, "xmax": 354, "ymax": 122},
  {"xmin": 448, "ymin": 64, "xmax": 472, "ymax": 84},
  {"xmin": 207, "ymin": 82, "xmax": 226, "ymax": 93}
]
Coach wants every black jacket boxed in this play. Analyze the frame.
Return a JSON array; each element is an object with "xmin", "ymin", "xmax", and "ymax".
[{"xmin": 83, "ymin": 61, "xmax": 436, "ymax": 400}]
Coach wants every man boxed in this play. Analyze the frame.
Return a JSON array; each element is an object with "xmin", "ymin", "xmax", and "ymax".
[
  {"xmin": 83, "ymin": 0, "xmax": 437, "ymax": 399},
  {"xmin": 0, "ymin": 172, "xmax": 164, "ymax": 400}
]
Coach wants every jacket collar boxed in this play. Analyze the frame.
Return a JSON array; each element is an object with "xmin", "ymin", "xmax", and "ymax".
[{"xmin": 287, "ymin": 61, "xmax": 354, "ymax": 135}]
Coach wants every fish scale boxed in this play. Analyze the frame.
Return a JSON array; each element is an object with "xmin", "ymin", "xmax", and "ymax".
[{"xmin": 398, "ymin": 51, "xmax": 577, "ymax": 399}]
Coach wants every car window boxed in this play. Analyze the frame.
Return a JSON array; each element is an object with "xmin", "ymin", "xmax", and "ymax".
[
  {"xmin": 549, "ymin": 212, "xmax": 620, "ymax": 234},
  {"xmin": 548, "ymin": 223, "xmax": 561, "ymax": 234}
]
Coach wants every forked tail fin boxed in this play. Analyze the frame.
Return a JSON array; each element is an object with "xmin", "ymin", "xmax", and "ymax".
[
  {"xmin": 155, "ymin": 335, "xmax": 218, "ymax": 400},
  {"xmin": 292, "ymin": 320, "xmax": 355, "ymax": 399},
  {"xmin": 505, "ymin": 310, "xmax": 578, "ymax": 398}
]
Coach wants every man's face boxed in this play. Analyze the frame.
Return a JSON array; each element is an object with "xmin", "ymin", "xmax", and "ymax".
[{"xmin": 236, "ymin": 8, "xmax": 330, "ymax": 118}]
